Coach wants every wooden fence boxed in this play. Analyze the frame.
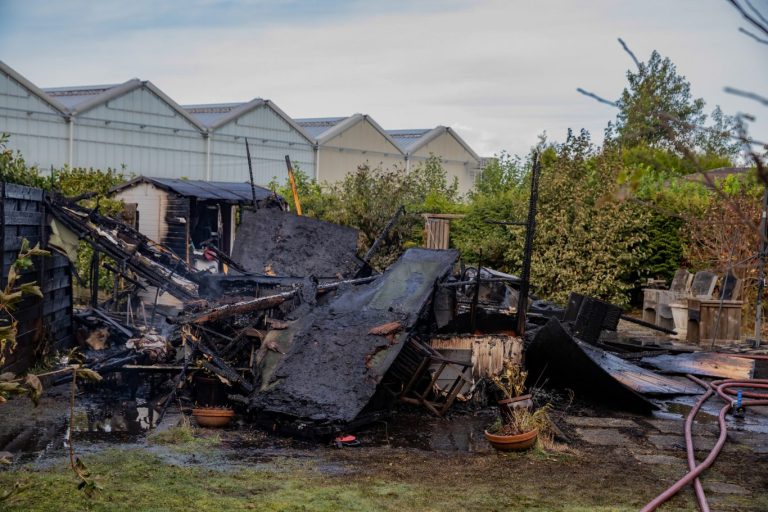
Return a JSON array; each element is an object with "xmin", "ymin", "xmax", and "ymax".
[{"xmin": 1, "ymin": 183, "xmax": 73, "ymax": 374}]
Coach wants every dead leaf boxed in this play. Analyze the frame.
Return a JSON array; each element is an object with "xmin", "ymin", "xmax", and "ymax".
[
  {"xmin": 23, "ymin": 374, "xmax": 43, "ymax": 406},
  {"xmin": 76, "ymin": 369, "xmax": 103, "ymax": 382},
  {"xmin": 84, "ymin": 327, "xmax": 109, "ymax": 351}
]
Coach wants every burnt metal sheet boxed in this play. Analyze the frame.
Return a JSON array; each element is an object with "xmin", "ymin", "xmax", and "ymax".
[
  {"xmin": 563, "ymin": 292, "xmax": 623, "ymax": 344},
  {"xmin": 232, "ymin": 208, "xmax": 362, "ymax": 278},
  {"xmin": 641, "ymin": 352, "xmax": 755, "ymax": 380},
  {"xmin": 249, "ymin": 248, "xmax": 458, "ymax": 424},
  {"xmin": 118, "ymin": 177, "xmax": 276, "ymax": 203},
  {"xmin": 578, "ymin": 339, "xmax": 700, "ymax": 395},
  {"xmin": 527, "ymin": 319, "xmax": 699, "ymax": 413}
]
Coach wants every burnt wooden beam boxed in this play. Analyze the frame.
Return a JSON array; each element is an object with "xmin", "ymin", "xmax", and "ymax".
[
  {"xmin": 178, "ymin": 276, "xmax": 377, "ymax": 325},
  {"xmin": 190, "ymin": 337, "xmax": 255, "ymax": 393},
  {"xmin": 363, "ymin": 205, "xmax": 405, "ymax": 264},
  {"xmin": 619, "ymin": 314, "xmax": 677, "ymax": 335}
]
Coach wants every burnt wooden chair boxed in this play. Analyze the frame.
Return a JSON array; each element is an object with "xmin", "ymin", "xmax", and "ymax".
[{"xmin": 388, "ymin": 338, "xmax": 473, "ymax": 417}]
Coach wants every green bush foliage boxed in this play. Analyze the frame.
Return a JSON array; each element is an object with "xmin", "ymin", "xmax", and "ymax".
[
  {"xmin": 0, "ymin": 133, "xmax": 127, "ymax": 292},
  {"xmin": 0, "ymin": 134, "xmax": 49, "ymax": 188},
  {"xmin": 272, "ymin": 155, "xmax": 464, "ymax": 270}
]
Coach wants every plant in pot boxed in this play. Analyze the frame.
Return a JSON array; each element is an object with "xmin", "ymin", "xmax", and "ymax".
[
  {"xmin": 192, "ymin": 405, "xmax": 235, "ymax": 428},
  {"xmin": 191, "ymin": 370, "xmax": 235, "ymax": 428},
  {"xmin": 484, "ymin": 404, "xmax": 551, "ymax": 452},
  {"xmin": 491, "ymin": 359, "xmax": 532, "ymax": 423}
]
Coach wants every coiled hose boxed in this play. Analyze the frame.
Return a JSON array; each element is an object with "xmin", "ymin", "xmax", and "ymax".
[{"xmin": 641, "ymin": 372, "xmax": 768, "ymax": 512}]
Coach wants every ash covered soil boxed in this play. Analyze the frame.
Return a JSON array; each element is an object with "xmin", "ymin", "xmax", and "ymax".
[{"xmin": 1, "ymin": 395, "xmax": 767, "ymax": 512}]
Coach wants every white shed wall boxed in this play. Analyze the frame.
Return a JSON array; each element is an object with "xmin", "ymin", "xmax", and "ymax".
[{"xmin": 113, "ymin": 182, "xmax": 169, "ymax": 243}]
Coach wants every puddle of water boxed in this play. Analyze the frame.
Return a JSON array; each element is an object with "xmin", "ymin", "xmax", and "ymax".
[
  {"xmin": 71, "ymin": 399, "xmax": 158, "ymax": 436},
  {"xmin": 354, "ymin": 412, "xmax": 493, "ymax": 453},
  {"xmin": 652, "ymin": 395, "xmax": 768, "ymax": 434},
  {"xmin": 2, "ymin": 372, "xmax": 163, "ymax": 465}
]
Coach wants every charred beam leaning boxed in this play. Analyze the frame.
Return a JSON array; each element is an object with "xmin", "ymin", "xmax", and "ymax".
[
  {"xmin": 285, "ymin": 155, "xmax": 303, "ymax": 216},
  {"xmin": 516, "ymin": 152, "xmax": 541, "ymax": 336},
  {"xmin": 362, "ymin": 205, "xmax": 405, "ymax": 265},
  {"xmin": 245, "ymin": 137, "xmax": 258, "ymax": 208},
  {"xmin": 177, "ymin": 276, "xmax": 377, "ymax": 324}
]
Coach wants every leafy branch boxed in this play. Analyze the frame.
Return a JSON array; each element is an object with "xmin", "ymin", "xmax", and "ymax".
[
  {"xmin": 66, "ymin": 350, "xmax": 103, "ymax": 496},
  {"xmin": 0, "ymin": 239, "xmax": 50, "ymax": 404}
]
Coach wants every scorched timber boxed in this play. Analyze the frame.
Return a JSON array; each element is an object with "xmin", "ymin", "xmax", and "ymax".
[
  {"xmin": 178, "ymin": 276, "xmax": 377, "ymax": 324},
  {"xmin": 249, "ymin": 248, "xmax": 459, "ymax": 425},
  {"xmin": 526, "ymin": 319, "xmax": 700, "ymax": 413},
  {"xmin": 640, "ymin": 352, "xmax": 755, "ymax": 380},
  {"xmin": 47, "ymin": 200, "xmax": 198, "ymax": 300}
]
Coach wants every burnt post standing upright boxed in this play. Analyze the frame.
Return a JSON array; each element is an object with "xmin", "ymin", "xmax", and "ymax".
[
  {"xmin": 244, "ymin": 137, "xmax": 258, "ymax": 208},
  {"xmin": 516, "ymin": 153, "xmax": 541, "ymax": 336}
]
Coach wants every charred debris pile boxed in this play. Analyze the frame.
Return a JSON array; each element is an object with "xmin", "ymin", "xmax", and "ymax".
[{"xmin": 43, "ymin": 190, "xmax": 751, "ymax": 439}]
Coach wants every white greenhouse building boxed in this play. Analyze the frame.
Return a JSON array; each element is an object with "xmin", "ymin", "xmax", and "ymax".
[
  {"xmin": 1, "ymin": 60, "xmax": 484, "ymax": 192},
  {"xmin": 0, "ymin": 61, "xmax": 313, "ymax": 185}
]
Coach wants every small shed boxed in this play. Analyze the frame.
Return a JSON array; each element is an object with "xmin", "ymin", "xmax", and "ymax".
[{"xmin": 112, "ymin": 176, "xmax": 281, "ymax": 265}]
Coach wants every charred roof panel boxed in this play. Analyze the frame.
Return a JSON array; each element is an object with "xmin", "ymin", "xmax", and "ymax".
[
  {"xmin": 231, "ymin": 208, "xmax": 361, "ymax": 278},
  {"xmin": 249, "ymin": 248, "xmax": 459, "ymax": 424},
  {"xmin": 114, "ymin": 176, "xmax": 276, "ymax": 203}
]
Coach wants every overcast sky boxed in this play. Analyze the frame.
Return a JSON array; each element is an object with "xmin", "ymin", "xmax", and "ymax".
[{"xmin": 1, "ymin": 0, "xmax": 766, "ymax": 157}]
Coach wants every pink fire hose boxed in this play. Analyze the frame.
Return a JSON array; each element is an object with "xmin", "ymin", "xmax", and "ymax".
[{"xmin": 641, "ymin": 374, "xmax": 768, "ymax": 512}]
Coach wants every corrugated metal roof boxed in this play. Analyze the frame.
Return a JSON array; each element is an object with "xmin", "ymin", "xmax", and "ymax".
[
  {"xmin": 44, "ymin": 84, "xmax": 121, "ymax": 109},
  {"xmin": 386, "ymin": 128, "xmax": 431, "ymax": 151},
  {"xmin": 117, "ymin": 176, "xmax": 276, "ymax": 202},
  {"xmin": 183, "ymin": 102, "xmax": 247, "ymax": 127},
  {"xmin": 295, "ymin": 117, "xmax": 348, "ymax": 138}
]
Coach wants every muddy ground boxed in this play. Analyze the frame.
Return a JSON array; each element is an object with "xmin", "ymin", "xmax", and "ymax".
[{"xmin": 1, "ymin": 376, "xmax": 767, "ymax": 512}]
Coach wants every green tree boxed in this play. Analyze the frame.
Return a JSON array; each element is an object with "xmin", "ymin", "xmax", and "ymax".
[
  {"xmin": 271, "ymin": 157, "xmax": 464, "ymax": 270},
  {"xmin": 457, "ymin": 131, "xmax": 651, "ymax": 306},
  {"xmin": 470, "ymin": 151, "xmax": 527, "ymax": 199},
  {"xmin": 615, "ymin": 51, "xmax": 740, "ymax": 160},
  {"xmin": 616, "ymin": 51, "xmax": 706, "ymax": 149}
]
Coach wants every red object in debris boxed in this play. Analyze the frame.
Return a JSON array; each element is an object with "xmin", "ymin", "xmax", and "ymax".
[
  {"xmin": 203, "ymin": 248, "xmax": 216, "ymax": 261},
  {"xmin": 334, "ymin": 434, "xmax": 360, "ymax": 447}
]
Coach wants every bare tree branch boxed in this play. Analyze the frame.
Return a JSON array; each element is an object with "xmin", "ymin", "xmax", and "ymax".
[
  {"xmin": 728, "ymin": 0, "xmax": 768, "ymax": 37},
  {"xmin": 745, "ymin": 0, "xmax": 768, "ymax": 27},
  {"xmin": 618, "ymin": 38, "xmax": 641, "ymax": 69},
  {"xmin": 725, "ymin": 86, "xmax": 768, "ymax": 106},
  {"xmin": 739, "ymin": 26, "xmax": 768, "ymax": 44},
  {"xmin": 576, "ymin": 88, "xmax": 618, "ymax": 107}
]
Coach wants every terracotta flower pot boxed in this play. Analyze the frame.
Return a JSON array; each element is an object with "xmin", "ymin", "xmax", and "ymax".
[
  {"xmin": 484, "ymin": 428, "xmax": 538, "ymax": 451},
  {"xmin": 192, "ymin": 407, "xmax": 235, "ymax": 428}
]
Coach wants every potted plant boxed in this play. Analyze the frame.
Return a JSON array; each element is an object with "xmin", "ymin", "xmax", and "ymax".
[
  {"xmin": 491, "ymin": 359, "xmax": 532, "ymax": 423},
  {"xmin": 484, "ymin": 405, "xmax": 550, "ymax": 451},
  {"xmin": 192, "ymin": 405, "xmax": 235, "ymax": 428}
]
